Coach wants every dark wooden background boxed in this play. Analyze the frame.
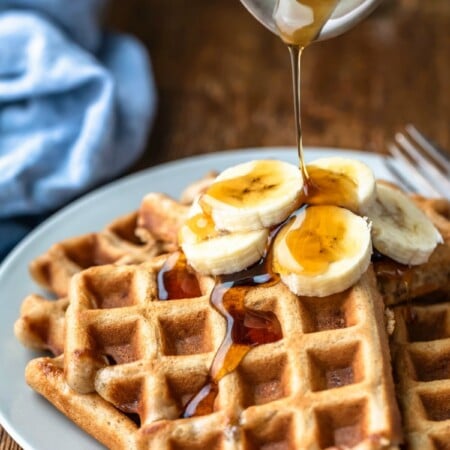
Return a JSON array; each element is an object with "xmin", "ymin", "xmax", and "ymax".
[
  {"xmin": 123, "ymin": 0, "xmax": 448, "ymax": 168},
  {"xmin": 2, "ymin": 0, "xmax": 449, "ymax": 448}
]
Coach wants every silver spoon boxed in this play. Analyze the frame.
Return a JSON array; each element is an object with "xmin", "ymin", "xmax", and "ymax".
[{"xmin": 240, "ymin": 0, "xmax": 383, "ymax": 42}]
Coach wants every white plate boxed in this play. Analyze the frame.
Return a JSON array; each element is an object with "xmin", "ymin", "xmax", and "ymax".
[{"xmin": 0, "ymin": 147, "xmax": 394, "ymax": 450}]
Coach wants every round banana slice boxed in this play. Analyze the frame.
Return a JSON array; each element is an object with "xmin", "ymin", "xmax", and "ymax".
[
  {"xmin": 367, "ymin": 183, "xmax": 443, "ymax": 265},
  {"xmin": 273, "ymin": 205, "xmax": 372, "ymax": 297},
  {"xmin": 179, "ymin": 206, "xmax": 268, "ymax": 276},
  {"xmin": 200, "ymin": 159, "xmax": 303, "ymax": 232},
  {"xmin": 305, "ymin": 157, "xmax": 376, "ymax": 214}
]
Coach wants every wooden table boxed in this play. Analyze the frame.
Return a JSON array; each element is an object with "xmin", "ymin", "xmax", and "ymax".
[
  {"xmin": 2, "ymin": 0, "xmax": 449, "ymax": 449},
  {"xmin": 124, "ymin": 0, "xmax": 449, "ymax": 166}
]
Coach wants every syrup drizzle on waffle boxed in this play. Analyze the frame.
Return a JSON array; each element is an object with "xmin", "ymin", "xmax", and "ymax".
[
  {"xmin": 371, "ymin": 250, "xmax": 416, "ymax": 321},
  {"xmin": 372, "ymin": 250, "xmax": 413, "ymax": 295},
  {"xmin": 179, "ymin": 168, "xmax": 363, "ymax": 418},
  {"xmin": 157, "ymin": 252, "xmax": 202, "ymax": 300},
  {"xmin": 301, "ymin": 166, "xmax": 358, "ymax": 210},
  {"xmin": 182, "ymin": 226, "xmax": 285, "ymax": 418}
]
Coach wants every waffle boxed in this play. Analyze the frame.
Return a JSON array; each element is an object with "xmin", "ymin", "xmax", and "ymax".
[
  {"xmin": 28, "ymin": 171, "xmax": 217, "ymax": 298},
  {"xmin": 18, "ymin": 174, "xmax": 447, "ymax": 448},
  {"xmin": 374, "ymin": 196, "xmax": 450, "ymax": 306},
  {"xmin": 63, "ymin": 254, "xmax": 216, "ymax": 394},
  {"xmin": 29, "ymin": 211, "xmax": 163, "ymax": 298},
  {"xmin": 412, "ymin": 196, "xmax": 450, "ymax": 242},
  {"xmin": 135, "ymin": 193, "xmax": 189, "ymax": 252},
  {"xmin": 25, "ymin": 355, "xmax": 138, "ymax": 450},
  {"xmin": 24, "ymin": 260, "xmax": 402, "ymax": 449},
  {"xmin": 391, "ymin": 301, "xmax": 450, "ymax": 449},
  {"xmin": 16, "ymin": 176, "xmax": 216, "ymax": 355},
  {"xmin": 30, "ymin": 180, "xmax": 450, "ymax": 304},
  {"xmin": 14, "ymin": 295, "xmax": 68, "ymax": 355}
]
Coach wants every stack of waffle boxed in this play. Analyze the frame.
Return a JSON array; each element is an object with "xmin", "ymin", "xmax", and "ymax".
[
  {"xmin": 388, "ymin": 196, "xmax": 450, "ymax": 449},
  {"xmin": 14, "ymin": 174, "xmax": 450, "ymax": 449}
]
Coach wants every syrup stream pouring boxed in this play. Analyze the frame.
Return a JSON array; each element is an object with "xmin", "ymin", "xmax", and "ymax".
[
  {"xmin": 182, "ymin": 0, "xmax": 385, "ymax": 420},
  {"xmin": 240, "ymin": 0, "xmax": 383, "ymax": 178}
]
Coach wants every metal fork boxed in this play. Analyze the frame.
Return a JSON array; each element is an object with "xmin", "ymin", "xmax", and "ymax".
[{"xmin": 384, "ymin": 124, "xmax": 450, "ymax": 199}]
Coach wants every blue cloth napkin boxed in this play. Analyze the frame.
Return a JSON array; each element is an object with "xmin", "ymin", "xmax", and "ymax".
[{"xmin": 0, "ymin": 0, "xmax": 156, "ymax": 260}]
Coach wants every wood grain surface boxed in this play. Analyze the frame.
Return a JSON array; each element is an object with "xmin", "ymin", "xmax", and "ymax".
[
  {"xmin": 119, "ymin": 0, "xmax": 449, "ymax": 168},
  {"xmin": 2, "ymin": 0, "xmax": 449, "ymax": 448}
]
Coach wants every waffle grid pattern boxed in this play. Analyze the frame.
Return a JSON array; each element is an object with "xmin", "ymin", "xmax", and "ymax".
[
  {"xmin": 28, "ymin": 180, "xmax": 217, "ymax": 299},
  {"xmin": 14, "ymin": 294, "xmax": 68, "ymax": 355},
  {"xmin": 62, "ymin": 262, "xmax": 401, "ymax": 449},
  {"xmin": 29, "ymin": 212, "xmax": 162, "ymax": 297},
  {"xmin": 392, "ymin": 302, "xmax": 450, "ymax": 450}
]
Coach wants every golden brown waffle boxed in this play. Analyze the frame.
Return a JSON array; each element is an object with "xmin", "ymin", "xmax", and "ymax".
[
  {"xmin": 17, "ymin": 184, "xmax": 448, "ymax": 375},
  {"xmin": 29, "ymin": 211, "xmax": 162, "ymax": 298},
  {"xmin": 64, "ymin": 254, "xmax": 215, "ymax": 394},
  {"xmin": 28, "ymin": 172, "xmax": 217, "ymax": 298},
  {"xmin": 374, "ymin": 196, "xmax": 450, "ymax": 306},
  {"xmin": 391, "ymin": 301, "xmax": 450, "ymax": 449},
  {"xmin": 18, "ymin": 176, "xmax": 216, "ymax": 355},
  {"xmin": 19, "ymin": 209, "xmax": 179, "ymax": 356},
  {"xmin": 47, "ymin": 261, "xmax": 401, "ymax": 449},
  {"xmin": 25, "ymin": 356, "xmax": 138, "ymax": 450},
  {"xmin": 135, "ymin": 193, "xmax": 189, "ymax": 251},
  {"xmin": 14, "ymin": 295, "xmax": 68, "ymax": 355}
]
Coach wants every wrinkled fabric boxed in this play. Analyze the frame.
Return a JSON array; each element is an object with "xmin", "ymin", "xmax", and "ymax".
[
  {"xmin": 0, "ymin": 0, "xmax": 107, "ymax": 52},
  {"xmin": 0, "ymin": 1, "xmax": 156, "ymax": 259}
]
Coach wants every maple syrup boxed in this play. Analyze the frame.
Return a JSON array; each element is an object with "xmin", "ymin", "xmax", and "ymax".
[
  {"xmin": 372, "ymin": 250, "xmax": 416, "ymax": 320},
  {"xmin": 183, "ymin": 212, "xmax": 219, "ymax": 243},
  {"xmin": 179, "ymin": 179, "xmax": 361, "ymax": 417},
  {"xmin": 182, "ymin": 380, "xmax": 218, "ymax": 418},
  {"xmin": 274, "ymin": 205, "xmax": 359, "ymax": 276},
  {"xmin": 302, "ymin": 165, "xmax": 358, "ymax": 210},
  {"xmin": 181, "ymin": 173, "xmax": 360, "ymax": 417},
  {"xmin": 157, "ymin": 252, "xmax": 202, "ymax": 300},
  {"xmin": 182, "ymin": 231, "xmax": 283, "ymax": 418},
  {"xmin": 181, "ymin": 2, "xmax": 360, "ymax": 418},
  {"xmin": 372, "ymin": 250, "xmax": 413, "ymax": 299},
  {"xmin": 274, "ymin": 0, "xmax": 339, "ymax": 179}
]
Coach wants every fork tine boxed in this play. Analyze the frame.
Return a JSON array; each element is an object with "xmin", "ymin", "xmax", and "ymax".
[
  {"xmin": 405, "ymin": 124, "xmax": 450, "ymax": 173},
  {"xmin": 395, "ymin": 132, "xmax": 450, "ymax": 198},
  {"xmin": 387, "ymin": 143, "xmax": 442, "ymax": 198},
  {"xmin": 382, "ymin": 157, "xmax": 416, "ymax": 193}
]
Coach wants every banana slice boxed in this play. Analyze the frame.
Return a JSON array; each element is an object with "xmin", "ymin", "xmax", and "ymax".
[
  {"xmin": 367, "ymin": 183, "xmax": 443, "ymax": 265},
  {"xmin": 199, "ymin": 160, "xmax": 303, "ymax": 232},
  {"xmin": 305, "ymin": 157, "xmax": 376, "ymax": 214},
  {"xmin": 273, "ymin": 205, "xmax": 372, "ymax": 297},
  {"xmin": 179, "ymin": 203, "xmax": 268, "ymax": 275}
]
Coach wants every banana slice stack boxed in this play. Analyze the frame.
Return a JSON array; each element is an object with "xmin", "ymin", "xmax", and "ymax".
[{"xmin": 179, "ymin": 158, "xmax": 443, "ymax": 297}]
